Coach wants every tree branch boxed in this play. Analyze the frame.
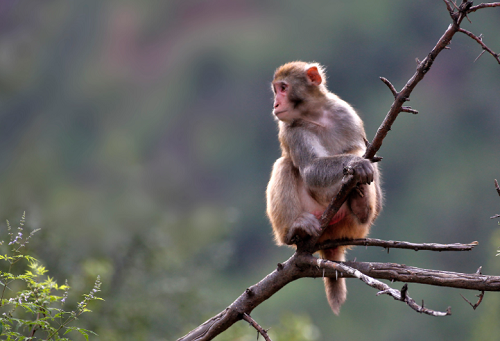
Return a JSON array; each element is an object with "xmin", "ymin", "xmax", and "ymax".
[
  {"xmin": 316, "ymin": 238, "xmax": 478, "ymax": 252},
  {"xmin": 177, "ymin": 248, "xmax": 500, "ymax": 340},
  {"xmin": 344, "ymin": 261, "xmax": 500, "ymax": 291},
  {"xmin": 468, "ymin": 2, "xmax": 500, "ymax": 13}
]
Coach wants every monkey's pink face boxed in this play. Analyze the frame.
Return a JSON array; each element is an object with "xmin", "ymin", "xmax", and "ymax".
[{"xmin": 272, "ymin": 81, "xmax": 296, "ymax": 122}]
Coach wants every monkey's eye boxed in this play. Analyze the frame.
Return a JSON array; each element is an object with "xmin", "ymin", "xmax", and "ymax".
[{"xmin": 279, "ymin": 83, "xmax": 288, "ymax": 92}]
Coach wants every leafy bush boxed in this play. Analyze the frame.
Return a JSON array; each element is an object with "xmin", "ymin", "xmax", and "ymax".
[{"xmin": 0, "ymin": 213, "xmax": 101, "ymax": 340}]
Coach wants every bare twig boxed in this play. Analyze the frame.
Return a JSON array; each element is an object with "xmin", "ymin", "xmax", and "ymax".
[
  {"xmin": 468, "ymin": 2, "xmax": 500, "ymax": 13},
  {"xmin": 242, "ymin": 313, "xmax": 272, "ymax": 341},
  {"xmin": 460, "ymin": 291, "xmax": 485, "ymax": 310},
  {"xmin": 316, "ymin": 238, "xmax": 478, "ymax": 252},
  {"xmin": 343, "ymin": 261, "xmax": 500, "ymax": 291},
  {"xmin": 316, "ymin": 258, "xmax": 451, "ymax": 316},
  {"xmin": 401, "ymin": 107, "xmax": 419, "ymax": 114},
  {"xmin": 380, "ymin": 77, "xmax": 398, "ymax": 97},
  {"xmin": 458, "ymin": 28, "xmax": 500, "ymax": 64}
]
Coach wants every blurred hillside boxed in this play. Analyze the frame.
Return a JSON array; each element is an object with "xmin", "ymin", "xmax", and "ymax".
[{"xmin": 0, "ymin": 1, "xmax": 499, "ymax": 340}]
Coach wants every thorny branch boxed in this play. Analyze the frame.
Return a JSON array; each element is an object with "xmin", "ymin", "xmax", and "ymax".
[{"xmin": 178, "ymin": 3, "xmax": 500, "ymax": 341}]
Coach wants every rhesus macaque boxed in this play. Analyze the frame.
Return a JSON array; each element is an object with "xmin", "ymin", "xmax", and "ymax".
[{"xmin": 266, "ymin": 61, "xmax": 382, "ymax": 315}]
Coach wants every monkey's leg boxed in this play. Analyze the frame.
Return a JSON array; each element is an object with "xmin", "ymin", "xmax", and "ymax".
[{"xmin": 266, "ymin": 157, "xmax": 321, "ymax": 245}]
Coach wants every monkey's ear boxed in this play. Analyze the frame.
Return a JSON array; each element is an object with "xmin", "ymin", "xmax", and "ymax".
[{"xmin": 306, "ymin": 66, "xmax": 322, "ymax": 86}]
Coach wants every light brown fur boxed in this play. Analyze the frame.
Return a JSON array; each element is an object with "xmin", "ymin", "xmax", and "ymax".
[{"xmin": 266, "ymin": 61, "xmax": 382, "ymax": 314}]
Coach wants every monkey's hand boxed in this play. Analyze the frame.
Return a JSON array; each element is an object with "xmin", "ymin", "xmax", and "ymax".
[
  {"xmin": 345, "ymin": 157, "xmax": 374, "ymax": 185},
  {"xmin": 285, "ymin": 212, "xmax": 321, "ymax": 245}
]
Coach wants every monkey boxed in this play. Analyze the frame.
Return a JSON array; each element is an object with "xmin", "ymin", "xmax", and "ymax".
[{"xmin": 266, "ymin": 61, "xmax": 382, "ymax": 315}]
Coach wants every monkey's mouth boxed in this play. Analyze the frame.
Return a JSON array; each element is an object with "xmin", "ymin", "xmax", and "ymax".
[{"xmin": 274, "ymin": 109, "xmax": 287, "ymax": 117}]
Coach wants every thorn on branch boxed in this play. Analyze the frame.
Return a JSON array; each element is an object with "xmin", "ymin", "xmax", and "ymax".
[
  {"xmin": 474, "ymin": 50, "xmax": 487, "ymax": 63},
  {"xmin": 475, "ymin": 266, "xmax": 482, "ymax": 275},
  {"xmin": 277, "ymin": 263, "xmax": 284, "ymax": 271}
]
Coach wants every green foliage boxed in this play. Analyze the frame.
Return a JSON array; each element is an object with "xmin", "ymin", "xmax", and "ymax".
[
  {"xmin": 0, "ymin": 214, "xmax": 102, "ymax": 340},
  {"xmin": 215, "ymin": 312, "xmax": 320, "ymax": 341},
  {"xmin": 268, "ymin": 313, "xmax": 320, "ymax": 341}
]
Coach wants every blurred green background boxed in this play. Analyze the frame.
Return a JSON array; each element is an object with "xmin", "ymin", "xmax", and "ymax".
[{"xmin": 1, "ymin": 1, "xmax": 500, "ymax": 340}]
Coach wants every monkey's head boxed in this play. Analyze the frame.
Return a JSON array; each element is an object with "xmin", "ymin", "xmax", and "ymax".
[{"xmin": 271, "ymin": 61, "xmax": 328, "ymax": 123}]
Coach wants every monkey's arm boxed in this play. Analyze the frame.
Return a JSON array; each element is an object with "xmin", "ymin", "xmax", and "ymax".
[{"xmin": 287, "ymin": 131, "xmax": 374, "ymax": 189}]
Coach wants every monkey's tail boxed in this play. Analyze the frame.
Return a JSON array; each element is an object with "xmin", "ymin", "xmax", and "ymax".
[{"xmin": 319, "ymin": 247, "xmax": 347, "ymax": 315}]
